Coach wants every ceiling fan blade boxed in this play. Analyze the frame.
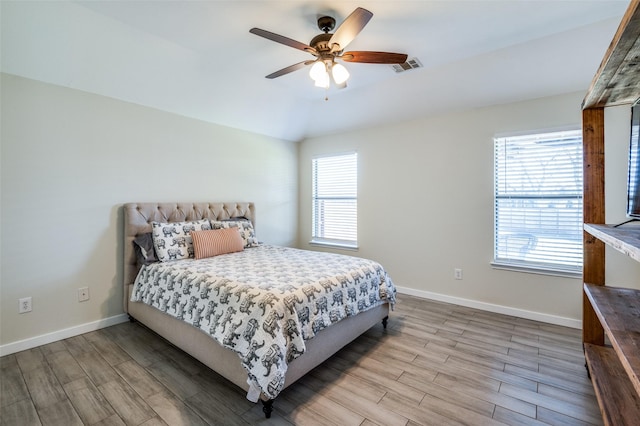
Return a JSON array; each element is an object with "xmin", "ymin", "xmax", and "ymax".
[
  {"xmin": 265, "ymin": 61, "xmax": 313, "ymax": 79},
  {"xmin": 341, "ymin": 51, "xmax": 408, "ymax": 64},
  {"xmin": 250, "ymin": 28, "xmax": 316, "ymax": 54},
  {"xmin": 328, "ymin": 7, "xmax": 373, "ymax": 52}
]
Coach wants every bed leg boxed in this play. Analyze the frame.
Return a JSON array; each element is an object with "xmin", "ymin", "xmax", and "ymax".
[
  {"xmin": 261, "ymin": 399, "xmax": 274, "ymax": 418},
  {"xmin": 382, "ymin": 316, "xmax": 389, "ymax": 329},
  {"xmin": 128, "ymin": 315, "xmax": 136, "ymax": 323}
]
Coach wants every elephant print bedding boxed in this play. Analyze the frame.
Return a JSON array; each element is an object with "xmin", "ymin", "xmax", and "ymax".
[{"xmin": 131, "ymin": 244, "xmax": 396, "ymax": 401}]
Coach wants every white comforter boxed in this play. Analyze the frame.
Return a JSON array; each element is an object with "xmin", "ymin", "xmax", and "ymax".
[{"xmin": 131, "ymin": 244, "xmax": 396, "ymax": 400}]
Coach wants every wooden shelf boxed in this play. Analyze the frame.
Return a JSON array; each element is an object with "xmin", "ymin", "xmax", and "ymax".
[
  {"xmin": 584, "ymin": 224, "xmax": 640, "ymax": 263},
  {"xmin": 582, "ymin": 0, "xmax": 640, "ymax": 109},
  {"xmin": 584, "ymin": 344, "xmax": 640, "ymax": 426},
  {"xmin": 584, "ymin": 284, "xmax": 640, "ymax": 397}
]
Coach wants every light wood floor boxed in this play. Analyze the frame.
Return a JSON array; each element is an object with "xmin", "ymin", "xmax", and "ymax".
[{"xmin": 1, "ymin": 294, "xmax": 603, "ymax": 426}]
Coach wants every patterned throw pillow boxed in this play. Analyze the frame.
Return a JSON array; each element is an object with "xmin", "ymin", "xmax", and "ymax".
[
  {"xmin": 210, "ymin": 220, "xmax": 259, "ymax": 248},
  {"xmin": 151, "ymin": 219, "xmax": 211, "ymax": 261},
  {"xmin": 191, "ymin": 227, "xmax": 244, "ymax": 259}
]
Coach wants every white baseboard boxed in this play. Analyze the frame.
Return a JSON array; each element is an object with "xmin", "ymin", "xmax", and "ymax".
[
  {"xmin": 395, "ymin": 286, "xmax": 582, "ymax": 329},
  {"xmin": 0, "ymin": 314, "xmax": 129, "ymax": 356},
  {"xmin": 0, "ymin": 290, "xmax": 581, "ymax": 356}
]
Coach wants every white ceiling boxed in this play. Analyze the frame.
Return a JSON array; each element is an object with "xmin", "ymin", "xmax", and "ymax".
[{"xmin": 1, "ymin": 1, "xmax": 630, "ymax": 141}]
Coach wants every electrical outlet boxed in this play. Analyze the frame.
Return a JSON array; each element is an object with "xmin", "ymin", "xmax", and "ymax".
[
  {"xmin": 78, "ymin": 287, "xmax": 90, "ymax": 302},
  {"xmin": 19, "ymin": 297, "xmax": 32, "ymax": 313},
  {"xmin": 454, "ymin": 268, "xmax": 463, "ymax": 280}
]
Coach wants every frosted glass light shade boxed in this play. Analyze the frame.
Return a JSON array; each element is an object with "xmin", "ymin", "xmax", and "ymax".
[
  {"xmin": 309, "ymin": 61, "xmax": 327, "ymax": 81},
  {"xmin": 314, "ymin": 71, "xmax": 330, "ymax": 89},
  {"xmin": 332, "ymin": 63, "xmax": 350, "ymax": 84}
]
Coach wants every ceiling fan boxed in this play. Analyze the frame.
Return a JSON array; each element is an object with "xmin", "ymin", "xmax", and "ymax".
[{"xmin": 249, "ymin": 7, "xmax": 408, "ymax": 89}]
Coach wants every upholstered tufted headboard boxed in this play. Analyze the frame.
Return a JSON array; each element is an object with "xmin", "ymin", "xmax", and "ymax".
[{"xmin": 123, "ymin": 202, "xmax": 255, "ymax": 313}]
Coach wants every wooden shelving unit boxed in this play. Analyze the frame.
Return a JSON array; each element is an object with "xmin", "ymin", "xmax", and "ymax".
[
  {"xmin": 583, "ymin": 281, "xmax": 640, "ymax": 393},
  {"xmin": 582, "ymin": 226, "xmax": 640, "ymax": 424},
  {"xmin": 584, "ymin": 343, "xmax": 640, "ymax": 426},
  {"xmin": 584, "ymin": 224, "xmax": 640, "ymax": 263},
  {"xmin": 582, "ymin": 1, "xmax": 640, "ymax": 424}
]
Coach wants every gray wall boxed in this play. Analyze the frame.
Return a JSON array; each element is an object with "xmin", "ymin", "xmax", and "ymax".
[
  {"xmin": 1, "ymin": 73, "xmax": 298, "ymax": 349},
  {"xmin": 298, "ymin": 91, "xmax": 640, "ymax": 325},
  {"xmin": 3, "ymin": 73, "xmax": 638, "ymax": 352}
]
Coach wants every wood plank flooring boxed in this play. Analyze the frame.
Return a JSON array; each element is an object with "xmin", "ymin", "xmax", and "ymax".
[{"xmin": 0, "ymin": 295, "xmax": 603, "ymax": 425}]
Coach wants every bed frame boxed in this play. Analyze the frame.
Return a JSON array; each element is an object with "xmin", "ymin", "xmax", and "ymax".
[{"xmin": 123, "ymin": 202, "xmax": 389, "ymax": 417}]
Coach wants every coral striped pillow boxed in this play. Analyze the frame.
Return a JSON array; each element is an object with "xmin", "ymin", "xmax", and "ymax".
[{"xmin": 191, "ymin": 227, "xmax": 244, "ymax": 259}]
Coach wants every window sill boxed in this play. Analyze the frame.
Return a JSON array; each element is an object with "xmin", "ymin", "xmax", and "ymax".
[
  {"xmin": 309, "ymin": 240, "xmax": 359, "ymax": 251},
  {"xmin": 491, "ymin": 261, "xmax": 581, "ymax": 279}
]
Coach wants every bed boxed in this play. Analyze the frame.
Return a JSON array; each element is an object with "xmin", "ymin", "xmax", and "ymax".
[{"xmin": 123, "ymin": 202, "xmax": 395, "ymax": 417}]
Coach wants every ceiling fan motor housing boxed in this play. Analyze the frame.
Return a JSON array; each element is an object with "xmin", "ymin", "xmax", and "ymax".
[
  {"xmin": 317, "ymin": 16, "xmax": 336, "ymax": 33},
  {"xmin": 310, "ymin": 33, "xmax": 333, "ymax": 54}
]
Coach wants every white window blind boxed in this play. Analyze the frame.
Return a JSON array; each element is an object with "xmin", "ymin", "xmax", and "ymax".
[
  {"xmin": 494, "ymin": 130, "xmax": 583, "ymax": 274},
  {"xmin": 312, "ymin": 153, "xmax": 357, "ymax": 247}
]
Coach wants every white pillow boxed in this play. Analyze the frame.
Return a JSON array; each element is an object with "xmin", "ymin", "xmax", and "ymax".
[
  {"xmin": 151, "ymin": 219, "xmax": 211, "ymax": 261},
  {"xmin": 210, "ymin": 220, "xmax": 258, "ymax": 248}
]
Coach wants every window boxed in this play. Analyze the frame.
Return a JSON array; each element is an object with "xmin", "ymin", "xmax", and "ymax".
[
  {"xmin": 494, "ymin": 130, "xmax": 583, "ymax": 275},
  {"xmin": 312, "ymin": 152, "xmax": 357, "ymax": 248}
]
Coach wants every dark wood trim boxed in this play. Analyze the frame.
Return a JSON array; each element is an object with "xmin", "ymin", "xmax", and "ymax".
[
  {"xmin": 582, "ymin": 107, "xmax": 605, "ymax": 345},
  {"xmin": 582, "ymin": 107, "xmax": 606, "ymax": 285},
  {"xmin": 583, "ymin": 290, "xmax": 604, "ymax": 345}
]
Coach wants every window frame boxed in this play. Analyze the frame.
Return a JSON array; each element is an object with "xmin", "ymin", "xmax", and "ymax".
[
  {"xmin": 310, "ymin": 152, "xmax": 358, "ymax": 250},
  {"xmin": 492, "ymin": 129, "xmax": 584, "ymax": 277}
]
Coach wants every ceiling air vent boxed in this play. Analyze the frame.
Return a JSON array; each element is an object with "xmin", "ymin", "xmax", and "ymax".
[{"xmin": 391, "ymin": 57, "xmax": 422, "ymax": 73}]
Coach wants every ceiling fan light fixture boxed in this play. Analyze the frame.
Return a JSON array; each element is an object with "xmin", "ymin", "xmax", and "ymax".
[
  {"xmin": 314, "ymin": 71, "xmax": 330, "ymax": 89},
  {"xmin": 331, "ymin": 63, "xmax": 350, "ymax": 85},
  {"xmin": 309, "ymin": 61, "xmax": 327, "ymax": 81}
]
